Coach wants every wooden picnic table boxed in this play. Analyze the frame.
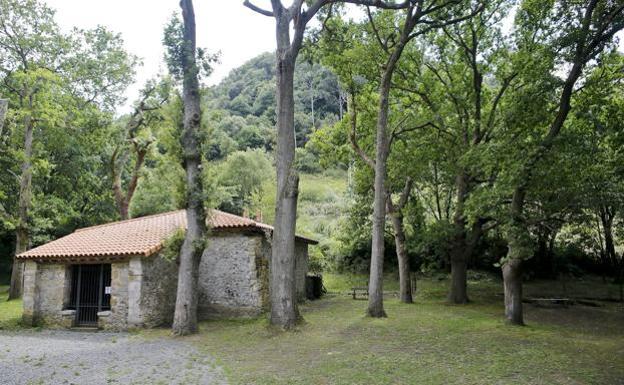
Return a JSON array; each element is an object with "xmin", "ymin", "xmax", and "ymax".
[{"xmin": 351, "ymin": 287, "xmax": 368, "ymax": 300}]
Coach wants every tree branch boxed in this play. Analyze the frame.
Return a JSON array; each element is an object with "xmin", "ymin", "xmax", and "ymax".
[
  {"xmin": 366, "ymin": 6, "xmax": 391, "ymax": 54},
  {"xmin": 243, "ymin": 0, "xmax": 275, "ymax": 17},
  {"xmin": 397, "ymin": 177, "xmax": 413, "ymax": 209},
  {"xmin": 348, "ymin": 92, "xmax": 375, "ymax": 169}
]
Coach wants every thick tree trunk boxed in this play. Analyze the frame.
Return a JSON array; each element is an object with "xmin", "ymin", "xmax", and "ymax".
[
  {"xmin": 389, "ymin": 211, "xmax": 412, "ymax": 303},
  {"xmin": 9, "ymin": 113, "xmax": 33, "ymax": 300},
  {"xmin": 270, "ymin": 12, "xmax": 300, "ymax": 329},
  {"xmin": 502, "ymin": 255, "xmax": 524, "ymax": 325},
  {"xmin": 172, "ymin": 0, "xmax": 206, "ymax": 336},
  {"xmin": 449, "ymin": 171, "xmax": 470, "ymax": 304}
]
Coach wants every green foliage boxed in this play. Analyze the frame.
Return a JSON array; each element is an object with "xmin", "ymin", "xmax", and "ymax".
[
  {"xmin": 203, "ymin": 53, "xmax": 343, "ymax": 156},
  {"xmin": 0, "ymin": 0, "xmax": 137, "ymax": 282},
  {"xmin": 161, "ymin": 228, "xmax": 186, "ymax": 262},
  {"xmin": 162, "ymin": 14, "xmax": 219, "ymax": 83},
  {"xmin": 214, "ymin": 149, "xmax": 273, "ymax": 215},
  {"xmin": 0, "ymin": 286, "xmax": 22, "ymax": 329}
]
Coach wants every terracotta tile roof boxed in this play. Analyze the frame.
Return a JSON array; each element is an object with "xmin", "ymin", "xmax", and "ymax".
[{"xmin": 17, "ymin": 209, "xmax": 317, "ymax": 261}]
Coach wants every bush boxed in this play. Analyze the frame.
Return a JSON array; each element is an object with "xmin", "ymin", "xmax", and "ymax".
[
  {"xmin": 295, "ymin": 146, "xmax": 322, "ymax": 174},
  {"xmin": 215, "ymin": 149, "xmax": 273, "ymax": 215},
  {"xmin": 409, "ymin": 220, "xmax": 454, "ymax": 274}
]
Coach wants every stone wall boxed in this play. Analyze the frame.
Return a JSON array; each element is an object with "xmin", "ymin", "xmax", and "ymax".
[
  {"xmin": 22, "ymin": 261, "xmax": 38, "ymax": 326},
  {"xmin": 137, "ymin": 253, "xmax": 178, "ymax": 327},
  {"xmin": 100, "ymin": 261, "xmax": 129, "ymax": 330},
  {"xmin": 22, "ymin": 262, "xmax": 71, "ymax": 328},
  {"xmin": 198, "ymin": 232, "xmax": 266, "ymax": 319},
  {"xmin": 295, "ymin": 241, "xmax": 309, "ymax": 302}
]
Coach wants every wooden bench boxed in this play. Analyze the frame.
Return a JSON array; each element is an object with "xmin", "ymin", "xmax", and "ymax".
[
  {"xmin": 524, "ymin": 298, "xmax": 574, "ymax": 307},
  {"xmin": 351, "ymin": 287, "xmax": 368, "ymax": 300}
]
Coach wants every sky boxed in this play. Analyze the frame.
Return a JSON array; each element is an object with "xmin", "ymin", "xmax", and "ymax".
[
  {"xmin": 44, "ymin": 1, "xmax": 623, "ymax": 115},
  {"xmin": 45, "ymin": 0, "xmax": 278, "ymax": 114}
]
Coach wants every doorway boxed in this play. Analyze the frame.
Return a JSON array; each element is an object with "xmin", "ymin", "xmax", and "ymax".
[{"xmin": 69, "ymin": 264, "xmax": 111, "ymax": 327}]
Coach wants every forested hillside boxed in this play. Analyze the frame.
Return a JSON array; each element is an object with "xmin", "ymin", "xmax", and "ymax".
[{"xmin": 203, "ymin": 52, "xmax": 344, "ymax": 159}]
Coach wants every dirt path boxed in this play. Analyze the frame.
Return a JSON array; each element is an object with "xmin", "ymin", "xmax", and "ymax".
[{"xmin": 0, "ymin": 329, "xmax": 226, "ymax": 385}]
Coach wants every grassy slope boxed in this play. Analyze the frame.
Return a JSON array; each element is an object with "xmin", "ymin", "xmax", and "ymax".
[
  {"xmin": 0, "ymin": 286, "xmax": 22, "ymax": 330},
  {"xmin": 258, "ymin": 171, "xmax": 347, "ymax": 235},
  {"xmin": 184, "ymin": 276, "xmax": 624, "ymax": 385}
]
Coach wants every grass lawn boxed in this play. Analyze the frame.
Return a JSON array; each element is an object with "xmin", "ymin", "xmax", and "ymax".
[
  {"xmin": 184, "ymin": 274, "xmax": 623, "ymax": 385},
  {"xmin": 2, "ymin": 276, "xmax": 622, "ymax": 384},
  {"xmin": 0, "ymin": 285, "xmax": 23, "ymax": 330}
]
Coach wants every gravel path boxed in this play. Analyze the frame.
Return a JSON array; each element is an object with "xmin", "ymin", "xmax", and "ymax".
[{"xmin": 0, "ymin": 329, "xmax": 226, "ymax": 385}]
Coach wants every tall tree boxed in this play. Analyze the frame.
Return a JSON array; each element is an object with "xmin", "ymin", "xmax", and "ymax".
[
  {"xmin": 360, "ymin": 2, "xmax": 482, "ymax": 317},
  {"xmin": 165, "ymin": 0, "xmax": 211, "ymax": 336},
  {"xmin": 500, "ymin": 0, "xmax": 624, "ymax": 325},
  {"xmin": 318, "ymin": 2, "xmax": 482, "ymax": 315},
  {"xmin": 243, "ymin": 0, "xmax": 412, "ymax": 328},
  {"xmin": 1, "ymin": 0, "xmax": 135, "ymax": 299},
  {"xmin": 110, "ymin": 79, "xmax": 170, "ymax": 220},
  {"xmin": 1, "ymin": 0, "xmax": 64, "ymax": 299},
  {"xmin": 405, "ymin": 0, "xmax": 515, "ymax": 303},
  {"xmin": 346, "ymin": 83, "xmax": 416, "ymax": 303}
]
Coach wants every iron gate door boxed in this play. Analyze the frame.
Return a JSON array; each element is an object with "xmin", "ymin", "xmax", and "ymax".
[{"xmin": 70, "ymin": 264, "xmax": 111, "ymax": 327}]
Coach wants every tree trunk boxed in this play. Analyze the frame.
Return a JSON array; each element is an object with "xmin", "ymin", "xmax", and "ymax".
[
  {"xmin": 367, "ymin": 9, "xmax": 418, "ymax": 318},
  {"xmin": 502, "ymin": 187, "xmax": 528, "ymax": 325},
  {"xmin": 368, "ymin": 124, "xmax": 388, "ymax": 317},
  {"xmin": 172, "ymin": 0, "xmax": 206, "ymax": 336},
  {"xmin": 502, "ymin": 255, "xmax": 524, "ymax": 325},
  {"xmin": 600, "ymin": 209, "xmax": 617, "ymax": 269},
  {"xmin": 449, "ymin": 171, "xmax": 470, "ymax": 304},
  {"xmin": 389, "ymin": 210, "xmax": 412, "ymax": 303},
  {"xmin": 0, "ymin": 99, "xmax": 7, "ymax": 133},
  {"xmin": 9, "ymin": 112, "xmax": 33, "ymax": 300},
  {"xmin": 270, "ymin": 12, "xmax": 300, "ymax": 329}
]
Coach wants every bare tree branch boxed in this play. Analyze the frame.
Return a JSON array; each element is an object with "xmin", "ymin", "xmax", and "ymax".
[
  {"xmin": 243, "ymin": 0, "xmax": 275, "ymax": 17},
  {"xmin": 366, "ymin": 6, "xmax": 391, "ymax": 53}
]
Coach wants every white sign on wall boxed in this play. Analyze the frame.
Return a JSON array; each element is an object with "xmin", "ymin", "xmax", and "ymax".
[{"xmin": 105, "ymin": 286, "xmax": 111, "ymax": 295}]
